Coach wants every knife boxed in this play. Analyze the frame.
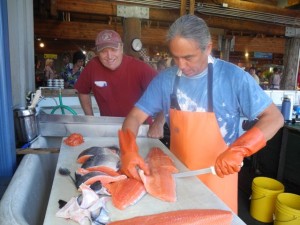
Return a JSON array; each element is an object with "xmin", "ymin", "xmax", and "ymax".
[
  {"xmin": 173, "ymin": 162, "xmax": 244, "ymax": 178},
  {"xmin": 173, "ymin": 166, "xmax": 216, "ymax": 178}
]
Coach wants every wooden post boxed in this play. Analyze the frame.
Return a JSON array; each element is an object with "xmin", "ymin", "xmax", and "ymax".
[
  {"xmin": 123, "ymin": 18, "xmax": 141, "ymax": 58},
  {"xmin": 281, "ymin": 38, "xmax": 300, "ymax": 90},
  {"xmin": 189, "ymin": 0, "xmax": 195, "ymax": 15},
  {"xmin": 180, "ymin": 0, "xmax": 187, "ymax": 16},
  {"xmin": 219, "ymin": 35, "xmax": 231, "ymax": 62}
]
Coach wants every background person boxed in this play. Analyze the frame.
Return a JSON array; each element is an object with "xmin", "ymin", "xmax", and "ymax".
[
  {"xmin": 44, "ymin": 58, "xmax": 57, "ymax": 80},
  {"xmin": 118, "ymin": 15, "xmax": 284, "ymax": 213},
  {"xmin": 156, "ymin": 58, "xmax": 167, "ymax": 72},
  {"xmin": 63, "ymin": 51, "xmax": 85, "ymax": 88},
  {"xmin": 74, "ymin": 30, "xmax": 164, "ymax": 138},
  {"xmin": 270, "ymin": 67, "xmax": 281, "ymax": 90},
  {"xmin": 248, "ymin": 67, "xmax": 260, "ymax": 84}
]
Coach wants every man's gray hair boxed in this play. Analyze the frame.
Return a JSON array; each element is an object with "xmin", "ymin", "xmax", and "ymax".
[{"xmin": 167, "ymin": 14, "xmax": 211, "ymax": 52}]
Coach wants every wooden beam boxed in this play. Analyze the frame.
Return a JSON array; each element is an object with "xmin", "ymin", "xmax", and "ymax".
[
  {"xmin": 200, "ymin": 0, "xmax": 300, "ymax": 18},
  {"xmin": 56, "ymin": 0, "xmax": 300, "ymax": 19},
  {"xmin": 34, "ymin": 20, "xmax": 285, "ymax": 54},
  {"xmin": 34, "ymin": 20, "xmax": 167, "ymax": 46},
  {"xmin": 56, "ymin": 0, "xmax": 179, "ymax": 22},
  {"xmin": 198, "ymin": 14, "xmax": 286, "ymax": 37}
]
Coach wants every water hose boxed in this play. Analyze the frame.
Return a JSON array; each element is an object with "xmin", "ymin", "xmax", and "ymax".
[{"xmin": 50, "ymin": 89, "xmax": 77, "ymax": 115}]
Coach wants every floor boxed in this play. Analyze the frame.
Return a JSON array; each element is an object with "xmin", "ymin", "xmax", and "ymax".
[{"xmin": 0, "ymin": 157, "xmax": 273, "ymax": 225}]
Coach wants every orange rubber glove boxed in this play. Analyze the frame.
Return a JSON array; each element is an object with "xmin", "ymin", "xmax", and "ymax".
[
  {"xmin": 118, "ymin": 129, "xmax": 149, "ymax": 181},
  {"xmin": 215, "ymin": 127, "xmax": 266, "ymax": 178}
]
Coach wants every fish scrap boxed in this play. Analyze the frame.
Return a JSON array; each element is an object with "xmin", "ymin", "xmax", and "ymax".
[
  {"xmin": 56, "ymin": 183, "xmax": 110, "ymax": 225},
  {"xmin": 64, "ymin": 133, "xmax": 84, "ymax": 146}
]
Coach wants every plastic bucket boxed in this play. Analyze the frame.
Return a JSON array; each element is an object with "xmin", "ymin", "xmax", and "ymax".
[
  {"xmin": 250, "ymin": 177, "xmax": 284, "ymax": 223},
  {"xmin": 274, "ymin": 193, "xmax": 300, "ymax": 225}
]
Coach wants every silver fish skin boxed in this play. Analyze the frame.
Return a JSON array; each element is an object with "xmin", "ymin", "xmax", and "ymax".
[
  {"xmin": 81, "ymin": 153, "xmax": 120, "ymax": 171},
  {"xmin": 77, "ymin": 146, "xmax": 120, "ymax": 162}
]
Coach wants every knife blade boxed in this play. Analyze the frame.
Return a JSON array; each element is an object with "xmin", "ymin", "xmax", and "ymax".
[
  {"xmin": 173, "ymin": 162, "xmax": 244, "ymax": 178},
  {"xmin": 173, "ymin": 166, "xmax": 216, "ymax": 178}
]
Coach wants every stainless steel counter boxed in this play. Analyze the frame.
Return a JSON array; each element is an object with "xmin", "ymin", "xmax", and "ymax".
[{"xmin": 43, "ymin": 137, "xmax": 246, "ymax": 225}]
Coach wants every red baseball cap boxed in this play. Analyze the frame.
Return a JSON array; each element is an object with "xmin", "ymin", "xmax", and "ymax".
[{"xmin": 95, "ymin": 30, "xmax": 122, "ymax": 52}]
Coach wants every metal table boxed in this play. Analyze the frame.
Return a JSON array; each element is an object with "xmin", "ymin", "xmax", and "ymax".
[{"xmin": 43, "ymin": 137, "xmax": 246, "ymax": 225}]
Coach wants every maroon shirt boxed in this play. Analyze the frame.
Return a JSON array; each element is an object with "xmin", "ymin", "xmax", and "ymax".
[{"xmin": 74, "ymin": 55, "xmax": 157, "ymax": 117}]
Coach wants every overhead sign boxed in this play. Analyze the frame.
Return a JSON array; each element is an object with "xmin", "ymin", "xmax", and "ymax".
[
  {"xmin": 117, "ymin": 5, "xmax": 149, "ymax": 19},
  {"xmin": 253, "ymin": 52, "xmax": 273, "ymax": 59},
  {"xmin": 44, "ymin": 54, "xmax": 57, "ymax": 59}
]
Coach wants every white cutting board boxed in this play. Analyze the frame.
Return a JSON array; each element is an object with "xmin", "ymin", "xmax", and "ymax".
[{"xmin": 43, "ymin": 137, "xmax": 245, "ymax": 225}]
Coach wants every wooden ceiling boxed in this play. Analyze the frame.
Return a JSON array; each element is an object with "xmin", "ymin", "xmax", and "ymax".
[{"xmin": 34, "ymin": 0, "xmax": 300, "ymax": 66}]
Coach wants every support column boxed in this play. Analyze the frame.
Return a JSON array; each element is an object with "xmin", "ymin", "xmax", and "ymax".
[
  {"xmin": 123, "ymin": 18, "xmax": 141, "ymax": 58},
  {"xmin": 0, "ymin": 0, "xmax": 16, "ymax": 177},
  {"xmin": 281, "ymin": 38, "xmax": 300, "ymax": 90},
  {"xmin": 218, "ymin": 35, "xmax": 233, "ymax": 62},
  {"xmin": 180, "ymin": 0, "xmax": 187, "ymax": 16}
]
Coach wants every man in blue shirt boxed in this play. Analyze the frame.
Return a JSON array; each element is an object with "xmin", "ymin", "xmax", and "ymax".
[{"xmin": 118, "ymin": 15, "xmax": 283, "ymax": 212}]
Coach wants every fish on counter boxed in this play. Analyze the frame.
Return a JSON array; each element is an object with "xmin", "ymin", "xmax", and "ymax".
[
  {"xmin": 64, "ymin": 133, "xmax": 84, "ymax": 146},
  {"xmin": 77, "ymin": 146, "xmax": 120, "ymax": 164},
  {"xmin": 81, "ymin": 154, "xmax": 120, "ymax": 174},
  {"xmin": 107, "ymin": 209, "xmax": 233, "ymax": 225},
  {"xmin": 105, "ymin": 178, "xmax": 146, "ymax": 210},
  {"xmin": 139, "ymin": 147, "xmax": 178, "ymax": 202},
  {"xmin": 56, "ymin": 183, "xmax": 110, "ymax": 225},
  {"xmin": 75, "ymin": 146, "xmax": 124, "ymax": 189},
  {"xmin": 75, "ymin": 171, "xmax": 127, "ymax": 189},
  {"xmin": 77, "ymin": 146, "xmax": 121, "ymax": 176}
]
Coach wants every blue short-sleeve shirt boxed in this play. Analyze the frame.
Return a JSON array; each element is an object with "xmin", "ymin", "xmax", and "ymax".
[{"xmin": 136, "ymin": 58, "xmax": 272, "ymax": 145}]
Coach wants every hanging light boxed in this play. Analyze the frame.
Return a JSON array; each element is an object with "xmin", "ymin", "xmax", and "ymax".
[{"xmin": 39, "ymin": 42, "xmax": 45, "ymax": 48}]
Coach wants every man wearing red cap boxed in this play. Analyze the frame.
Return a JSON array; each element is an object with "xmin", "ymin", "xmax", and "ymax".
[{"xmin": 75, "ymin": 30, "xmax": 164, "ymax": 138}]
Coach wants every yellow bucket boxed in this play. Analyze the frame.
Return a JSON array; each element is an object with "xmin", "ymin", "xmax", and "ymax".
[
  {"xmin": 274, "ymin": 193, "xmax": 300, "ymax": 225},
  {"xmin": 250, "ymin": 177, "xmax": 284, "ymax": 223}
]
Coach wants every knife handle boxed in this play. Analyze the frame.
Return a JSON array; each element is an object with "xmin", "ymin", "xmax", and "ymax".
[
  {"xmin": 210, "ymin": 166, "xmax": 216, "ymax": 175},
  {"xmin": 210, "ymin": 161, "xmax": 243, "ymax": 176}
]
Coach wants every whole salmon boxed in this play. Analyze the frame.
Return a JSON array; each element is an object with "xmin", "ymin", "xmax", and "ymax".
[{"xmin": 108, "ymin": 209, "xmax": 233, "ymax": 225}]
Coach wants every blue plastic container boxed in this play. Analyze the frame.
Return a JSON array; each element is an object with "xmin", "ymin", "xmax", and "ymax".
[{"xmin": 281, "ymin": 96, "xmax": 291, "ymax": 121}]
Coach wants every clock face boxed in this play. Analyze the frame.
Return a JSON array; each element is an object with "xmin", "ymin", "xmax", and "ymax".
[{"xmin": 132, "ymin": 38, "xmax": 143, "ymax": 52}]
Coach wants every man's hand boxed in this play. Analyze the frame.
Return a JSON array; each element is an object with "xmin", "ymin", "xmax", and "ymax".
[
  {"xmin": 147, "ymin": 112, "xmax": 165, "ymax": 139},
  {"xmin": 119, "ymin": 129, "xmax": 149, "ymax": 181},
  {"xmin": 215, "ymin": 127, "xmax": 266, "ymax": 178}
]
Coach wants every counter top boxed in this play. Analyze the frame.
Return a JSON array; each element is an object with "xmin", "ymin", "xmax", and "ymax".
[
  {"xmin": 284, "ymin": 122, "xmax": 300, "ymax": 132},
  {"xmin": 43, "ymin": 137, "xmax": 246, "ymax": 225}
]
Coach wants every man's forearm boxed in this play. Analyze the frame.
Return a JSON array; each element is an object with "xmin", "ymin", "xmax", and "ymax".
[
  {"xmin": 78, "ymin": 93, "xmax": 94, "ymax": 116},
  {"xmin": 122, "ymin": 107, "xmax": 149, "ymax": 136},
  {"xmin": 254, "ymin": 103, "xmax": 284, "ymax": 141}
]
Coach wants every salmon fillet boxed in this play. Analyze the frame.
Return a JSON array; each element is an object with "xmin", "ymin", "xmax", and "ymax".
[
  {"xmin": 139, "ymin": 147, "xmax": 178, "ymax": 202},
  {"xmin": 105, "ymin": 178, "xmax": 146, "ymax": 210},
  {"xmin": 107, "ymin": 209, "xmax": 233, "ymax": 225}
]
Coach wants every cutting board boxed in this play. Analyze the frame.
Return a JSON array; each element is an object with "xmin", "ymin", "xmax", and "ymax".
[{"xmin": 43, "ymin": 137, "xmax": 245, "ymax": 225}]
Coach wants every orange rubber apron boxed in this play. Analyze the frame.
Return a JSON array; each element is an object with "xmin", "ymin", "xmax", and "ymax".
[{"xmin": 169, "ymin": 64, "xmax": 237, "ymax": 213}]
